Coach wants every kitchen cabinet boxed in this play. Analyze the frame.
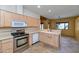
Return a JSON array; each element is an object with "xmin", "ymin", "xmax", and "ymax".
[
  {"xmin": 0, "ymin": 10, "xmax": 13, "ymax": 27},
  {"xmin": 75, "ymin": 17, "xmax": 79, "ymax": 41},
  {"xmin": 0, "ymin": 10, "xmax": 28, "ymax": 27},
  {"xmin": 0, "ymin": 41, "xmax": 2, "ymax": 53},
  {"xmin": 12, "ymin": 13, "xmax": 27, "ymax": 22},
  {"xmin": 0, "ymin": 10, "xmax": 40, "ymax": 27},
  {"xmin": 12, "ymin": 13, "xmax": 28, "ymax": 27},
  {"xmin": 40, "ymin": 32, "xmax": 60, "ymax": 48},
  {"xmin": 27, "ymin": 16, "xmax": 40, "ymax": 27},
  {"xmin": 32, "ymin": 33, "xmax": 39, "ymax": 44},
  {"xmin": 0, "ymin": 39, "xmax": 13, "ymax": 53},
  {"xmin": 0, "ymin": 10, "xmax": 12, "ymax": 27},
  {"xmin": 0, "ymin": 10, "xmax": 5, "ymax": 27}
]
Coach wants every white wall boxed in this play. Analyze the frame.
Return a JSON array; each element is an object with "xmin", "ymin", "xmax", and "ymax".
[{"xmin": 23, "ymin": 8, "xmax": 40, "ymax": 19}]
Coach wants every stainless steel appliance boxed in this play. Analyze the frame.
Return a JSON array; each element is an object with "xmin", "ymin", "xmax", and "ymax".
[
  {"xmin": 11, "ymin": 29, "xmax": 29, "ymax": 52},
  {"xmin": 12, "ymin": 20, "xmax": 27, "ymax": 27}
]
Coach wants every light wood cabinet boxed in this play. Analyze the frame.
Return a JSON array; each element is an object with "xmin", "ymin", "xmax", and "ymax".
[
  {"xmin": 0, "ymin": 10, "xmax": 13, "ymax": 27},
  {"xmin": 0, "ymin": 10, "xmax": 40, "ymax": 27},
  {"xmin": 0, "ymin": 10, "xmax": 1, "ymax": 27},
  {"xmin": 0, "ymin": 39, "xmax": 13, "ymax": 53},
  {"xmin": 40, "ymin": 32, "xmax": 60, "ymax": 48},
  {"xmin": 0, "ymin": 10, "xmax": 5, "ymax": 27},
  {"xmin": 27, "ymin": 16, "xmax": 40, "ymax": 27},
  {"xmin": 0, "ymin": 10, "xmax": 28, "ymax": 27},
  {"xmin": 0, "ymin": 41, "xmax": 2, "ymax": 53},
  {"xmin": 75, "ymin": 17, "xmax": 79, "ymax": 41},
  {"xmin": 11, "ymin": 13, "xmax": 28, "ymax": 27},
  {"xmin": 12, "ymin": 13, "xmax": 27, "ymax": 23}
]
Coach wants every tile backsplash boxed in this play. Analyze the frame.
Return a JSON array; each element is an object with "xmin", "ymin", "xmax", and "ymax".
[{"xmin": 0, "ymin": 27, "xmax": 40, "ymax": 36}]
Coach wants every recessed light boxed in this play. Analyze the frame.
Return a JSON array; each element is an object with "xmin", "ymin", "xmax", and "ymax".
[
  {"xmin": 48, "ymin": 9, "xmax": 51, "ymax": 13},
  {"xmin": 37, "ymin": 5, "xmax": 40, "ymax": 8}
]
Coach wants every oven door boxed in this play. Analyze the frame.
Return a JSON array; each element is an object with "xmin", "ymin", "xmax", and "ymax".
[
  {"xmin": 16, "ymin": 37, "xmax": 28, "ymax": 47},
  {"xmin": 14, "ymin": 36, "xmax": 29, "ymax": 51}
]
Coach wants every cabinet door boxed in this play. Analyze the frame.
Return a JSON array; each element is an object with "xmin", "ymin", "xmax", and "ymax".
[
  {"xmin": 4, "ymin": 11, "xmax": 13, "ymax": 27},
  {"xmin": 12, "ymin": 13, "xmax": 26, "ymax": 21},
  {"xmin": 12, "ymin": 13, "xmax": 28, "ymax": 26},
  {"xmin": 27, "ymin": 16, "xmax": 40, "ymax": 27},
  {"xmin": 32, "ymin": 33, "xmax": 39, "ymax": 44},
  {"xmin": 75, "ymin": 18, "xmax": 79, "ymax": 41},
  {"xmin": 0, "ymin": 10, "xmax": 5, "ymax": 27},
  {"xmin": 0, "ymin": 10, "xmax": 13, "ymax": 27},
  {"xmin": 1, "ymin": 39, "xmax": 13, "ymax": 53},
  {"xmin": 0, "ymin": 10, "xmax": 1, "ymax": 27}
]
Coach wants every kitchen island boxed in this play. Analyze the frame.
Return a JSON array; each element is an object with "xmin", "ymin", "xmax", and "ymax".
[{"xmin": 39, "ymin": 30, "xmax": 61, "ymax": 48}]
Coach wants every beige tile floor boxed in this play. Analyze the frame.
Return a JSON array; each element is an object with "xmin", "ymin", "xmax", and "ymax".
[{"xmin": 22, "ymin": 36, "xmax": 79, "ymax": 53}]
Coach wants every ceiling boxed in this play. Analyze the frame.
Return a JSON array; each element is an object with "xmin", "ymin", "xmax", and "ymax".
[{"xmin": 24, "ymin": 5, "xmax": 79, "ymax": 19}]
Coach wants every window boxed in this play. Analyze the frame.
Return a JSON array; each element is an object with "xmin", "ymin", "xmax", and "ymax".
[{"xmin": 56, "ymin": 22, "xmax": 69, "ymax": 30}]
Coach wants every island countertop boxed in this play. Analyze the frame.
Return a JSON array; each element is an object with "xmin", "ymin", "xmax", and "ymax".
[{"xmin": 40, "ymin": 31, "xmax": 61, "ymax": 35}]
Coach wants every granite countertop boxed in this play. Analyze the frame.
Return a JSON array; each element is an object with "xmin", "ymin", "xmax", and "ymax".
[
  {"xmin": 0, "ymin": 33, "xmax": 13, "ymax": 41},
  {"xmin": 40, "ymin": 31, "xmax": 60, "ymax": 35},
  {"xmin": 0, "ymin": 31, "xmax": 40, "ymax": 41},
  {"xmin": 25, "ymin": 31, "xmax": 40, "ymax": 34}
]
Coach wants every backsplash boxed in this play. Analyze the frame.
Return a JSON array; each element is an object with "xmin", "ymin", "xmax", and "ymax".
[{"xmin": 0, "ymin": 27, "xmax": 39, "ymax": 36}]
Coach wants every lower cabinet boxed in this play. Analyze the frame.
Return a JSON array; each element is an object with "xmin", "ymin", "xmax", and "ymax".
[
  {"xmin": 0, "ymin": 39, "xmax": 13, "ymax": 53},
  {"xmin": 40, "ymin": 32, "xmax": 60, "ymax": 48},
  {"xmin": 0, "ymin": 41, "xmax": 2, "ymax": 53}
]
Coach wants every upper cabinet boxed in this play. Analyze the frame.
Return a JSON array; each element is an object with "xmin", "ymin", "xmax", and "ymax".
[
  {"xmin": 0, "ymin": 10, "xmax": 13, "ymax": 27},
  {"xmin": 27, "ymin": 16, "xmax": 40, "ymax": 27},
  {"xmin": 0, "ymin": 10, "xmax": 40, "ymax": 27}
]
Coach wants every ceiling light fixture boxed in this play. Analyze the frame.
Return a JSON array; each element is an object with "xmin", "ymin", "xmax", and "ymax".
[
  {"xmin": 37, "ymin": 5, "xmax": 40, "ymax": 8},
  {"xmin": 48, "ymin": 9, "xmax": 51, "ymax": 13}
]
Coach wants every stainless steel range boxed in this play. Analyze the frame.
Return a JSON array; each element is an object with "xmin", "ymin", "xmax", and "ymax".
[{"xmin": 11, "ymin": 29, "xmax": 29, "ymax": 52}]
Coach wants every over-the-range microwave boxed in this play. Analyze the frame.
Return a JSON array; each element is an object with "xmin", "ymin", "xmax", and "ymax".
[{"xmin": 12, "ymin": 20, "xmax": 27, "ymax": 27}]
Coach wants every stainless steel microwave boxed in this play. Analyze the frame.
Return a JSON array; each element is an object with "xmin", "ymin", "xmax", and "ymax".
[{"xmin": 12, "ymin": 20, "xmax": 27, "ymax": 27}]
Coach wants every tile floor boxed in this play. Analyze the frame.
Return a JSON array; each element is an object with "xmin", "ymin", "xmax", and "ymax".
[{"xmin": 22, "ymin": 36, "xmax": 79, "ymax": 53}]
